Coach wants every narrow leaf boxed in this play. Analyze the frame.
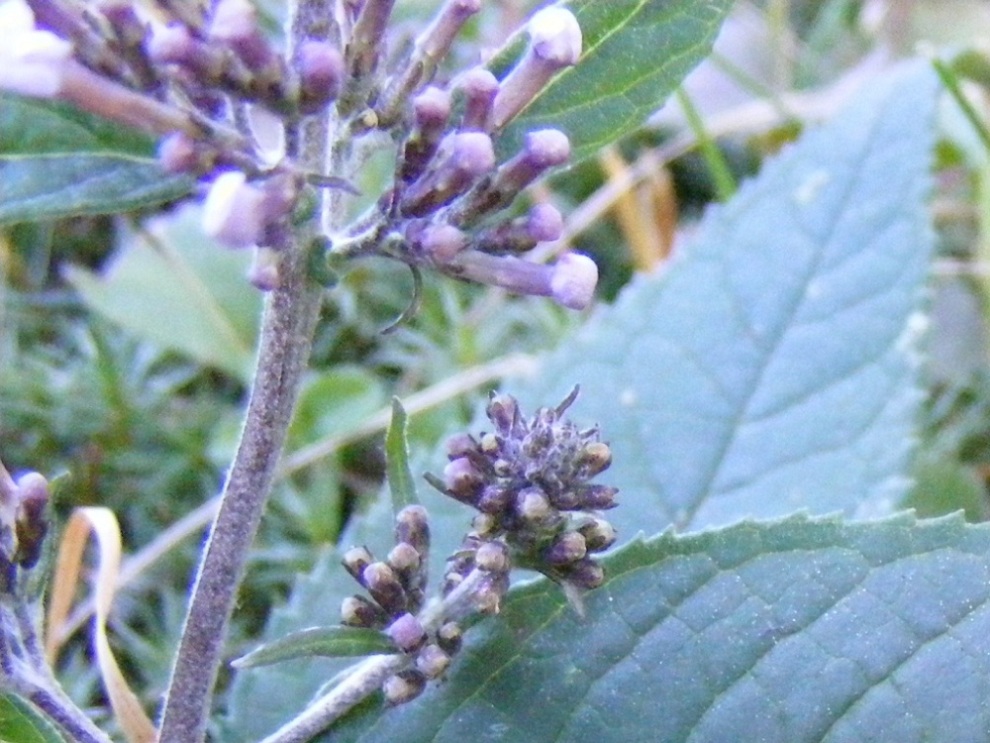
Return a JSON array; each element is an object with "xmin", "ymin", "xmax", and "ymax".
[
  {"xmin": 334, "ymin": 514, "xmax": 990, "ymax": 743},
  {"xmin": 0, "ymin": 694, "xmax": 67, "ymax": 743},
  {"xmin": 0, "ymin": 95, "xmax": 193, "ymax": 224},
  {"xmin": 235, "ymin": 626, "xmax": 396, "ymax": 669},
  {"xmin": 495, "ymin": 0, "xmax": 734, "ymax": 163},
  {"xmin": 517, "ymin": 62, "xmax": 939, "ymax": 533},
  {"xmin": 386, "ymin": 398, "xmax": 418, "ymax": 515}
]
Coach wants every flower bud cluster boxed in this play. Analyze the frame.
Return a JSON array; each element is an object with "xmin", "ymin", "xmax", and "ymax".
[
  {"xmin": 339, "ymin": 505, "xmax": 461, "ymax": 705},
  {"xmin": 0, "ymin": 462, "xmax": 51, "ymax": 592},
  {"xmin": 429, "ymin": 387, "xmax": 617, "ymax": 593}
]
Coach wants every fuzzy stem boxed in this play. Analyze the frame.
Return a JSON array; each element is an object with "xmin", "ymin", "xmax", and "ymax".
[
  {"xmin": 261, "ymin": 569, "xmax": 489, "ymax": 743},
  {"xmin": 157, "ymin": 1, "xmax": 333, "ymax": 739},
  {"xmin": 27, "ymin": 686, "xmax": 112, "ymax": 743}
]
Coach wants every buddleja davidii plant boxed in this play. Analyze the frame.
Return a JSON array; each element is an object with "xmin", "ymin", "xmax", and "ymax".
[{"xmin": 0, "ymin": 0, "xmax": 734, "ymax": 741}]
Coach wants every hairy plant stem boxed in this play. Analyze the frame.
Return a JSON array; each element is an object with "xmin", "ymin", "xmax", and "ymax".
[
  {"xmin": 262, "ymin": 569, "xmax": 489, "ymax": 743},
  {"xmin": 158, "ymin": 3, "xmax": 334, "ymax": 740}
]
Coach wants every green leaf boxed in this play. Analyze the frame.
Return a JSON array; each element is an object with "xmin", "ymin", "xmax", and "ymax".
[
  {"xmin": 495, "ymin": 0, "xmax": 735, "ymax": 163},
  {"xmin": 235, "ymin": 626, "xmax": 396, "ymax": 669},
  {"xmin": 333, "ymin": 514, "xmax": 990, "ymax": 743},
  {"xmin": 386, "ymin": 398, "xmax": 419, "ymax": 514},
  {"xmin": 0, "ymin": 94, "xmax": 193, "ymax": 224},
  {"xmin": 0, "ymin": 694, "xmax": 66, "ymax": 743},
  {"xmin": 515, "ymin": 62, "xmax": 939, "ymax": 533},
  {"xmin": 65, "ymin": 206, "xmax": 262, "ymax": 381}
]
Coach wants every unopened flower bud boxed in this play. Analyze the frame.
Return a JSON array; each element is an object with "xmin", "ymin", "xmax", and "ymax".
[
  {"xmin": 550, "ymin": 252, "xmax": 598, "ymax": 310},
  {"xmin": 13, "ymin": 472, "xmax": 49, "ymax": 568},
  {"xmin": 401, "ymin": 132, "xmax": 495, "ymax": 217},
  {"xmin": 203, "ymin": 171, "xmax": 267, "ymax": 249},
  {"xmin": 527, "ymin": 203, "xmax": 564, "ymax": 242},
  {"xmin": 388, "ymin": 542, "xmax": 421, "ymax": 575},
  {"xmin": 546, "ymin": 531, "xmax": 587, "ymax": 565},
  {"xmin": 0, "ymin": 2, "xmax": 73, "ymax": 98},
  {"xmin": 210, "ymin": 0, "xmax": 276, "ymax": 72},
  {"xmin": 578, "ymin": 517, "xmax": 617, "ymax": 552},
  {"xmin": 452, "ymin": 129, "xmax": 570, "ymax": 224},
  {"xmin": 395, "ymin": 505, "xmax": 430, "ymax": 557},
  {"xmin": 158, "ymin": 132, "xmax": 203, "ymax": 174},
  {"xmin": 383, "ymin": 669, "xmax": 426, "ymax": 706},
  {"xmin": 416, "ymin": 643, "xmax": 451, "ymax": 679},
  {"xmin": 386, "ymin": 612, "xmax": 427, "ymax": 652},
  {"xmin": 474, "ymin": 572, "xmax": 509, "ymax": 614},
  {"xmin": 149, "ymin": 23, "xmax": 223, "ymax": 79},
  {"xmin": 443, "ymin": 457, "xmax": 483, "ymax": 503},
  {"xmin": 487, "ymin": 393, "xmax": 518, "ymax": 434},
  {"xmin": 578, "ymin": 483, "xmax": 618, "ymax": 510},
  {"xmin": 455, "ymin": 66, "xmax": 498, "ymax": 131},
  {"xmin": 400, "ymin": 87, "xmax": 451, "ymax": 183},
  {"xmin": 437, "ymin": 621, "xmax": 463, "ymax": 655},
  {"xmin": 476, "ymin": 485, "xmax": 512, "ymax": 515},
  {"xmin": 474, "ymin": 540, "xmax": 510, "ymax": 573},
  {"xmin": 341, "ymin": 595, "xmax": 387, "ymax": 627},
  {"xmin": 342, "ymin": 545, "xmax": 375, "ymax": 582},
  {"xmin": 491, "ymin": 7, "xmax": 582, "ymax": 129},
  {"xmin": 471, "ymin": 513, "xmax": 498, "ymax": 536},
  {"xmin": 406, "ymin": 221, "xmax": 468, "ymax": 264},
  {"xmin": 298, "ymin": 40, "xmax": 343, "ymax": 113},
  {"xmin": 445, "ymin": 432, "xmax": 477, "ymax": 460},
  {"xmin": 363, "ymin": 562, "xmax": 407, "ymax": 615},
  {"xmin": 516, "ymin": 487, "xmax": 551, "ymax": 523},
  {"xmin": 577, "ymin": 441, "xmax": 612, "ymax": 477},
  {"xmin": 566, "ymin": 557, "xmax": 605, "ymax": 590},
  {"xmin": 248, "ymin": 247, "xmax": 279, "ymax": 291}
]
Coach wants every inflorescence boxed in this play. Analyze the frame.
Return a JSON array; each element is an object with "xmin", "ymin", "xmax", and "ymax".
[
  {"xmin": 1, "ymin": 0, "xmax": 598, "ymax": 306},
  {"xmin": 339, "ymin": 389, "xmax": 617, "ymax": 705}
]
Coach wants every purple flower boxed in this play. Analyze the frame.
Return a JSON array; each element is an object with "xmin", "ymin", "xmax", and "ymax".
[{"xmin": 0, "ymin": 1, "xmax": 72, "ymax": 98}]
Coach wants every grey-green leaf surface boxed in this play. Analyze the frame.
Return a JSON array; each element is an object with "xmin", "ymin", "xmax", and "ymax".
[
  {"xmin": 331, "ymin": 513, "xmax": 990, "ymax": 743},
  {"xmin": 515, "ymin": 62, "xmax": 938, "ymax": 534},
  {"xmin": 386, "ymin": 398, "xmax": 419, "ymax": 514},
  {"xmin": 235, "ymin": 626, "xmax": 396, "ymax": 669},
  {"xmin": 495, "ymin": 0, "xmax": 735, "ymax": 163},
  {"xmin": 65, "ymin": 206, "xmax": 261, "ymax": 382},
  {"xmin": 0, "ymin": 95, "xmax": 193, "ymax": 224},
  {"xmin": 0, "ymin": 693, "xmax": 67, "ymax": 743}
]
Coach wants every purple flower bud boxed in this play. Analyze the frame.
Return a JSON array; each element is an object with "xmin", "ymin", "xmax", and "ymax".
[
  {"xmin": 475, "ymin": 540, "xmax": 510, "ymax": 573},
  {"xmin": 210, "ymin": 0, "xmax": 276, "ymax": 72},
  {"xmin": 491, "ymin": 7, "xmax": 582, "ymax": 129},
  {"xmin": 386, "ymin": 612, "xmax": 427, "ymax": 652},
  {"xmin": 527, "ymin": 203, "xmax": 564, "ymax": 242},
  {"xmin": 149, "ymin": 23, "xmax": 220, "ymax": 77},
  {"xmin": 388, "ymin": 542, "xmax": 421, "ymax": 574},
  {"xmin": 406, "ymin": 221, "xmax": 468, "ymax": 264},
  {"xmin": 363, "ymin": 561, "xmax": 407, "ymax": 615},
  {"xmin": 516, "ymin": 487, "xmax": 551, "ymax": 523},
  {"xmin": 342, "ymin": 545, "xmax": 375, "ymax": 583},
  {"xmin": 443, "ymin": 456, "xmax": 483, "ymax": 503},
  {"xmin": 416, "ymin": 643, "xmax": 451, "ymax": 679},
  {"xmin": 445, "ymin": 432, "xmax": 477, "ymax": 459},
  {"xmin": 400, "ymin": 132, "xmax": 495, "ymax": 217},
  {"xmin": 566, "ymin": 557, "xmax": 605, "ymax": 590},
  {"xmin": 474, "ymin": 571, "xmax": 509, "ymax": 614},
  {"xmin": 395, "ymin": 505, "xmax": 430, "ymax": 556},
  {"xmin": 550, "ymin": 252, "xmax": 597, "ymax": 310},
  {"xmin": 578, "ymin": 483, "xmax": 619, "ymax": 510},
  {"xmin": 341, "ymin": 594, "xmax": 387, "ymax": 627},
  {"xmin": 437, "ymin": 621, "xmax": 463, "ymax": 655},
  {"xmin": 383, "ymin": 669, "xmax": 426, "ymax": 706},
  {"xmin": 545, "ymin": 531, "xmax": 587, "ymax": 565},
  {"xmin": 400, "ymin": 86, "xmax": 452, "ymax": 183},
  {"xmin": 578, "ymin": 517, "xmax": 617, "ymax": 552},
  {"xmin": 247, "ymin": 246, "xmax": 280, "ymax": 291},
  {"xmin": 298, "ymin": 40, "xmax": 344, "ymax": 113},
  {"xmin": 455, "ymin": 67, "xmax": 498, "ymax": 131},
  {"xmin": 203, "ymin": 171, "xmax": 267, "ymax": 249},
  {"xmin": 476, "ymin": 485, "xmax": 512, "ymax": 515},
  {"xmin": 487, "ymin": 393, "xmax": 518, "ymax": 435},
  {"xmin": 99, "ymin": 1, "xmax": 145, "ymax": 46},
  {"xmin": 577, "ymin": 441, "xmax": 612, "ymax": 477},
  {"xmin": 13, "ymin": 471, "xmax": 49, "ymax": 568},
  {"xmin": 450, "ymin": 129, "xmax": 570, "ymax": 224},
  {"xmin": 0, "ymin": 2, "xmax": 72, "ymax": 98}
]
